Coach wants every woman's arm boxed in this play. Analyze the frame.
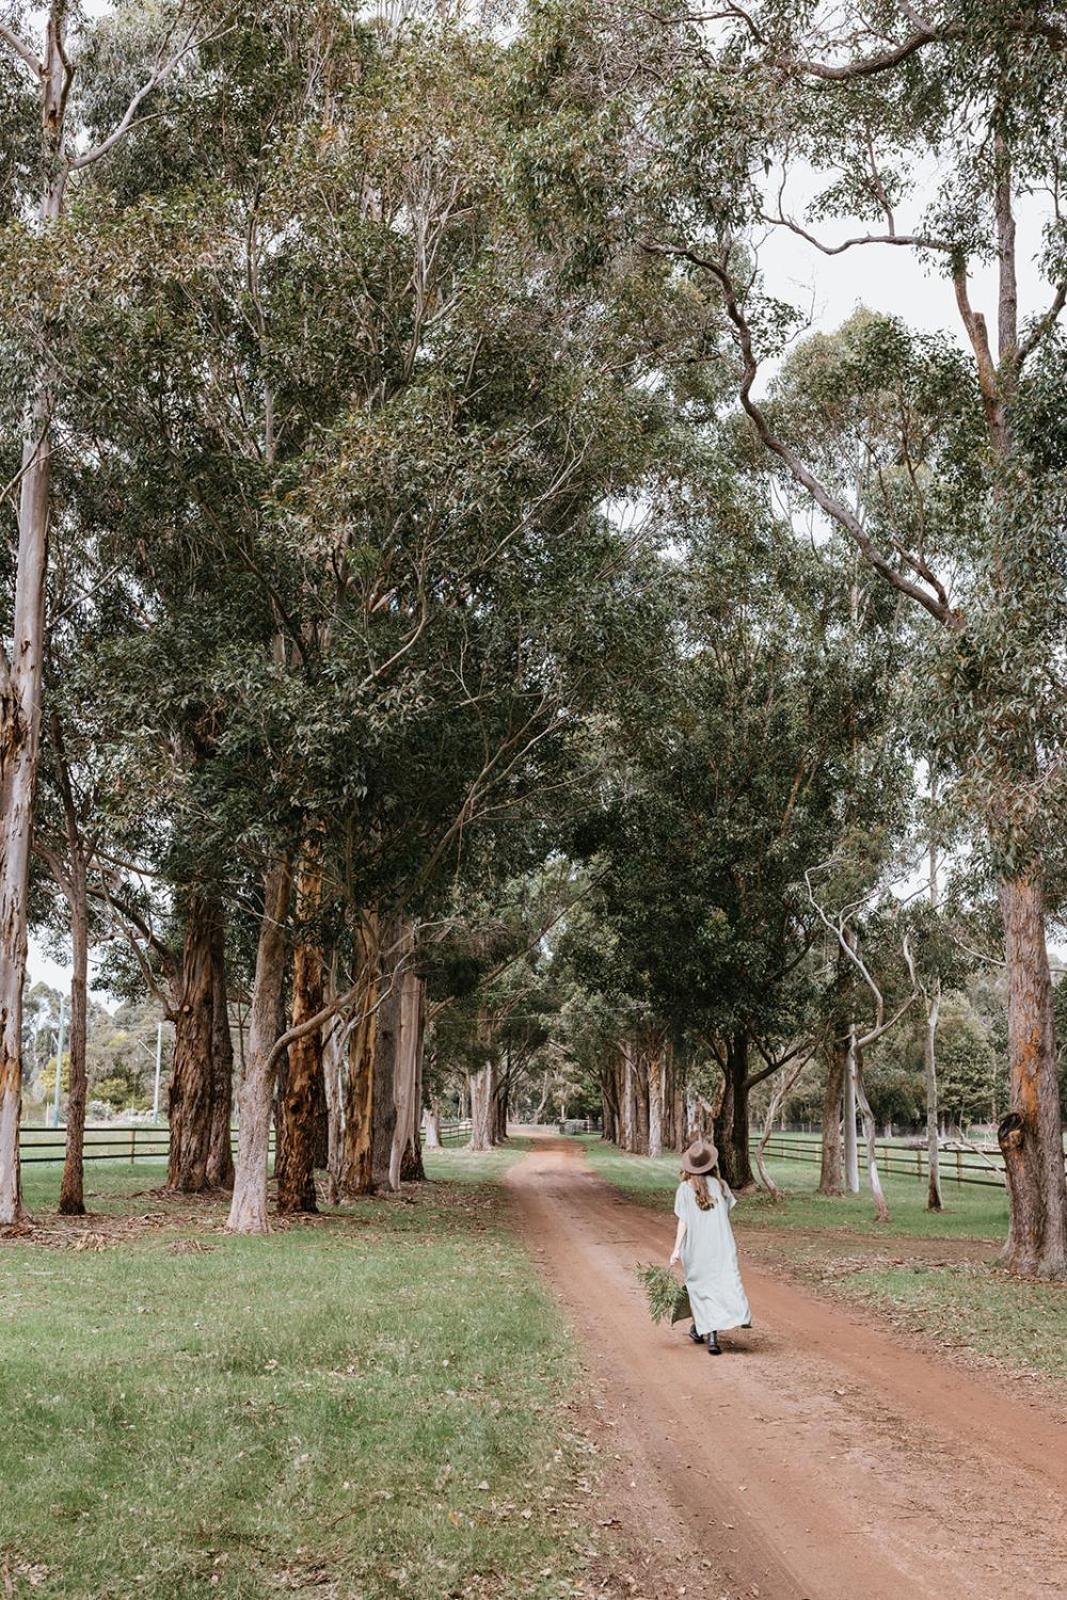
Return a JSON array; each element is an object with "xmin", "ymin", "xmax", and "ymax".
[{"xmin": 669, "ymin": 1215, "xmax": 686, "ymax": 1266}]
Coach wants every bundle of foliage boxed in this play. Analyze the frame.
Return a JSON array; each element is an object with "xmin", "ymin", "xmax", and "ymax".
[{"xmin": 634, "ymin": 1263, "xmax": 691, "ymax": 1326}]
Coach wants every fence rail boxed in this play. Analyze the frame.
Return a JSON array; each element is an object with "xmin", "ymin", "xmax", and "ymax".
[
  {"xmin": 21, "ymin": 1118, "xmax": 480, "ymax": 1166},
  {"xmin": 757, "ymin": 1132, "xmax": 1019, "ymax": 1189},
  {"xmin": 18, "ymin": 1126, "xmax": 275, "ymax": 1166}
]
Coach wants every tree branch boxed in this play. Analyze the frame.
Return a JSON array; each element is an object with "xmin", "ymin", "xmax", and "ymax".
[
  {"xmin": 1019, "ymin": 279, "xmax": 1067, "ymax": 364},
  {"xmin": 0, "ymin": 21, "xmax": 42, "ymax": 77},
  {"xmin": 642, "ymin": 241, "xmax": 961, "ymax": 628},
  {"xmin": 70, "ymin": 15, "xmax": 215, "ymax": 172}
]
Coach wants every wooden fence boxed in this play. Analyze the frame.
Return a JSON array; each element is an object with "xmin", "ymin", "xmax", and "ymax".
[
  {"xmin": 758, "ymin": 1132, "xmax": 1017, "ymax": 1189},
  {"xmin": 18, "ymin": 1125, "xmax": 274, "ymax": 1166},
  {"xmin": 21, "ymin": 1119, "xmax": 473, "ymax": 1166}
]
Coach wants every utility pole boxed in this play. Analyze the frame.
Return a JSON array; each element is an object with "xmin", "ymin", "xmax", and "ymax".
[
  {"xmin": 152, "ymin": 1020, "xmax": 163, "ymax": 1121},
  {"xmin": 52, "ymin": 993, "xmax": 65, "ymax": 1128}
]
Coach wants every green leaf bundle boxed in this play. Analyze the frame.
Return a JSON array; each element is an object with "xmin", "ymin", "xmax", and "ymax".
[{"xmin": 634, "ymin": 1263, "xmax": 691, "ymax": 1326}]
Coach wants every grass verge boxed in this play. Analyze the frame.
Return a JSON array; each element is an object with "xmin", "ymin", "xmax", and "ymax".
[{"xmin": 1, "ymin": 1144, "xmax": 597, "ymax": 1600}]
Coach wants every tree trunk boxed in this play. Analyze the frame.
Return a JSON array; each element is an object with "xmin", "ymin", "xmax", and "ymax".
[
  {"xmin": 371, "ymin": 912, "xmax": 402, "ymax": 1191},
  {"xmin": 277, "ymin": 850, "xmax": 325, "ymax": 1214},
  {"xmin": 468, "ymin": 1055, "xmax": 495, "ymax": 1152},
  {"xmin": 634, "ymin": 1048, "xmax": 650, "ymax": 1155},
  {"xmin": 997, "ymin": 871, "xmax": 1067, "ymax": 1278},
  {"xmin": 58, "ymin": 851, "xmax": 88, "ymax": 1216},
  {"xmin": 924, "ymin": 982, "xmax": 943, "ymax": 1211},
  {"xmin": 854, "ymin": 1046, "xmax": 890, "ymax": 1223},
  {"xmin": 0, "ymin": 22, "xmax": 71, "ymax": 1230},
  {"xmin": 621, "ymin": 1041, "xmax": 637, "ymax": 1151},
  {"xmin": 492, "ymin": 1051, "xmax": 510, "ymax": 1145},
  {"xmin": 390, "ymin": 943, "xmax": 421, "ymax": 1189},
  {"xmin": 714, "ymin": 1031, "xmax": 755, "ymax": 1190},
  {"xmin": 818, "ymin": 1039, "xmax": 846, "ymax": 1197},
  {"xmin": 843, "ymin": 1023, "xmax": 861, "ymax": 1194},
  {"xmin": 206, "ymin": 910, "xmax": 235, "ymax": 1189},
  {"xmin": 647, "ymin": 1045, "xmax": 664, "ymax": 1159},
  {"xmin": 322, "ymin": 980, "xmax": 345, "ymax": 1203},
  {"xmin": 422, "ymin": 1097, "xmax": 442, "ymax": 1149},
  {"xmin": 339, "ymin": 916, "xmax": 379, "ymax": 1198},
  {"xmin": 601, "ymin": 1059, "xmax": 619, "ymax": 1144},
  {"xmin": 167, "ymin": 892, "xmax": 219, "ymax": 1193},
  {"xmin": 401, "ymin": 985, "xmax": 426, "ymax": 1181},
  {"xmin": 226, "ymin": 858, "xmax": 293, "ymax": 1234}
]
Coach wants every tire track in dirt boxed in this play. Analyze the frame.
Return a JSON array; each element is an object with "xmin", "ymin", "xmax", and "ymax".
[{"xmin": 505, "ymin": 1135, "xmax": 1067, "ymax": 1600}]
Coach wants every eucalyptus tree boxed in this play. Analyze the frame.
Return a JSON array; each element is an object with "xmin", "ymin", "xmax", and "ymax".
[
  {"xmin": 521, "ymin": 0, "xmax": 1067, "ymax": 1276},
  {"xmin": 41, "ymin": 2, "xmax": 691, "ymax": 1230},
  {"xmin": 569, "ymin": 507, "xmax": 909, "ymax": 1186},
  {"xmin": 0, "ymin": 0, "xmax": 221, "ymax": 1224}
]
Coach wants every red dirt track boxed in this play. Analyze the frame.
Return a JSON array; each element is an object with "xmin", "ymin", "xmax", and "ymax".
[{"xmin": 505, "ymin": 1135, "xmax": 1067, "ymax": 1600}]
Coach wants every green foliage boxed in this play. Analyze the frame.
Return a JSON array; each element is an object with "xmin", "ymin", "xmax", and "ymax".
[{"xmin": 633, "ymin": 1262, "xmax": 691, "ymax": 1325}]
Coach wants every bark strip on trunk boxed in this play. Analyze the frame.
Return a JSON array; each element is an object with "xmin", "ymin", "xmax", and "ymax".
[
  {"xmin": 206, "ymin": 910, "xmax": 235, "ymax": 1190},
  {"xmin": 339, "ymin": 915, "xmax": 378, "ymax": 1198},
  {"xmin": 227, "ymin": 858, "xmax": 293, "ymax": 1234},
  {"xmin": 371, "ymin": 912, "xmax": 402, "ymax": 1191},
  {"xmin": 58, "ymin": 847, "xmax": 88, "ymax": 1215},
  {"xmin": 997, "ymin": 871, "xmax": 1067, "ymax": 1278},
  {"xmin": 167, "ymin": 892, "xmax": 219, "ymax": 1193},
  {"xmin": 277, "ymin": 848, "xmax": 325, "ymax": 1214},
  {"xmin": 818, "ymin": 1038, "xmax": 846, "ymax": 1197}
]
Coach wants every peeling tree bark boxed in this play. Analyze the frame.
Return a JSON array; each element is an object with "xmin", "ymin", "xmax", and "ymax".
[
  {"xmin": 276, "ymin": 848, "xmax": 325, "ymax": 1215},
  {"xmin": 421, "ymin": 1097, "xmax": 442, "ymax": 1150},
  {"xmin": 206, "ymin": 913, "xmax": 235, "ymax": 1189},
  {"xmin": 997, "ymin": 871, "xmax": 1067, "ymax": 1278},
  {"xmin": 339, "ymin": 915, "xmax": 378, "ymax": 1198},
  {"xmin": 818, "ymin": 1038, "xmax": 846, "ymax": 1197},
  {"xmin": 0, "ymin": 16, "xmax": 69, "ymax": 1229},
  {"xmin": 227, "ymin": 858, "xmax": 293, "ymax": 1234},
  {"xmin": 647, "ymin": 1044, "xmax": 664, "ymax": 1159},
  {"xmin": 57, "ymin": 846, "xmax": 88, "ymax": 1216},
  {"xmin": 843, "ymin": 1023, "xmax": 861, "ymax": 1195},
  {"xmin": 389, "ymin": 931, "xmax": 421, "ymax": 1189},
  {"xmin": 167, "ymin": 892, "xmax": 219, "ymax": 1194},
  {"xmin": 370, "ymin": 912, "xmax": 402, "ymax": 1191},
  {"xmin": 468, "ymin": 1020, "xmax": 496, "ymax": 1153}
]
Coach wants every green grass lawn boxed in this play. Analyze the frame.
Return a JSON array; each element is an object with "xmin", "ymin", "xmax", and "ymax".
[
  {"xmin": 1, "ymin": 1146, "xmax": 597, "ymax": 1600},
  {"xmin": 578, "ymin": 1136, "xmax": 1010, "ymax": 1239},
  {"xmin": 578, "ymin": 1136, "xmax": 1067, "ymax": 1386}
]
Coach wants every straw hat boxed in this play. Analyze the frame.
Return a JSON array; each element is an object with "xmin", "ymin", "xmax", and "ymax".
[{"xmin": 681, "ymin": 1138, "xmax": 718, "ymax": 1175}]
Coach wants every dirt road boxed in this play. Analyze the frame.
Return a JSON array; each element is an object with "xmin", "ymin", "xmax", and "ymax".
[{"xmin": 506, "ymin": 1136, "xmax": 1067, "ymax": 1600}]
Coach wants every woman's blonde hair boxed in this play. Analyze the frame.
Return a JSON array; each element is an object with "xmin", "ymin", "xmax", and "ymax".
[{"xmin": 682, "ymin": 1169, "xmax": 719, "ymax": 1210}]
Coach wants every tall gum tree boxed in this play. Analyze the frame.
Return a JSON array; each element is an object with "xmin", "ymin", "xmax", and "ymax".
[
  {"xmin": 522, "ymin": 0, "xmax": 1067, "ymax": 1276},
  {"xmin": 0, "ymin": 0, "xmax": 211, "ymax": 1224}
]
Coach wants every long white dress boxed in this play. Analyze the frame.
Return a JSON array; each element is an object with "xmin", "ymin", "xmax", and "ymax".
[{"xmin": 674, "ymin": 1178, "xmax": 752, "ymax": 1335}]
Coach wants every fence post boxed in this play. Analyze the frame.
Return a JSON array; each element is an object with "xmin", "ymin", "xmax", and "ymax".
[
  {"xmin": 130, "ymin": 1126, "xmax": 136, "ymax": 1165},
  {"xmin": 955, "ymin": 1148, "xmax": 962, "ymax": 1186}
]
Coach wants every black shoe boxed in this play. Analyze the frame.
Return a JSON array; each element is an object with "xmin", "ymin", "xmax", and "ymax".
[
  {"xmin": 707, "ymin": 1333, "xmax": 722, "ymax": 1355},
  {"xmin": 688, "ymin": 1323, "xmax": 704, "ymax": 1345}
]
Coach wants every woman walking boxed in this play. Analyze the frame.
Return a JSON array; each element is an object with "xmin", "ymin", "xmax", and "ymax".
[{"xmin": 669, "ymin": 1138, "xmax": 751, "ymax": 1355}]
